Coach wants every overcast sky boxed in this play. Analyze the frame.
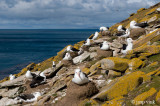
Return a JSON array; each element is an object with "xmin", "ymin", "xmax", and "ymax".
[{"xmin": 0, "ymin": 0, "xmax": 159, "ymax": 29}]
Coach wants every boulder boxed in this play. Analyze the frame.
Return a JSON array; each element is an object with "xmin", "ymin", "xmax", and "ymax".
[
  {"xmin": 0, "ymin": 75, "xmax": 25, "ymax": 88},
  {"xmin": 0, "ymin": 97, "xmax": 19, "ymax": 106},
  {"xmin": 57, "ymin": 82, "xmax": 98, "ymax": 106},
  {"xmin": 92, "ymin": 71, "xmax": 145, "ymax": 100},
  {"xmin": 101, "ymin": 31, "xmax": 111, "ymax": 36},
  {"xmin": 96, "ymin": 49, "xmax": 113, "ymax": 59},
  {"xmin": 79, "ymin": 99, "xmax": 99, "ymax": 106},
  {"xmin": 111, "ymin": 40, "xmax": 123, "ymax": 49},
  {"xmin": 1, "ymin": 87, "xmax": 20, "ymax": 98},
  {"xmin": 73, "ymin": 51, "xmax": 90, "ymax": 64},
  {"xmin": 129, "ymin": 28, "xmax": 146, "ymax": 40},
  {"xmin": 108, "ymin": 70, "xmax": 122, "ymax": 78},
  {"xmin": 89, "ymin": 47, "xmax": 99, "ymax": 52},
  {"xmin": 132, "ymin": 88, "xmax": 157, "ymax": 105},
  {"xmin": 90, "ymin": 52, "xmax": 97, "ymax": 59},
  {"xmin": 100, "ymin": 57, "xmax": 129, "ymax": 72},
  {"xmin": 128, "ymin": 58, "xmax": 144, "ymax": 71},
  {"xmin": 61, "ymin": 60, "xmax": 73, "ymax": 66}
]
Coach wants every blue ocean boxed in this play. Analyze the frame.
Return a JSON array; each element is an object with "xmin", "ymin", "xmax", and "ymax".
[{"xmin": 0, "ymin": 29, "xmax": 97, "ymax": 79}]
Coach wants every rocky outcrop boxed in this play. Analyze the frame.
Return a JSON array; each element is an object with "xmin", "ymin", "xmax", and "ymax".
[
  {"xmin": 56, "ymin": 82, "xmax": 98, "ymax": 106},
  {"xmin": 92, "ymin": 71, "xmax": 145, "ymax": 100},
  {"xmin": 132, "ymin": 88, "xmax": 157, "ymax": 105},
  {"xmin": 100, "ymin": 57, "xmax": 129, "ymax": 72}
]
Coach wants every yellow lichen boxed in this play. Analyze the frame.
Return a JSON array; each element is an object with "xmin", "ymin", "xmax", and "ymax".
[
  {"xmin": 137, "ymin": 8, "xmax": 146, "ymax": 13},
  {"xmin": 82, "ymin": 68, "xmax": 90, "ymax": 75},
  {"xmin": 146, "ymin": 67, "xmax": 160, "ymax": 76},
  {"xmin": 96, "ymin": 71, "xmax": 145, "ymax": 100},
  {"xmin": 156, "ymin": 90, "xmax": 160, "ymax": 104},
  {"xmin": 101, "ymin": 57, "xmax": 129, "ymax": 72},
  {"xmin": 145, "ymin": 7, "xmax": 157, "ymax": 15},
  {"xmin": 128, "ymin": 58, "xmax": 145, "ymax": 71},
  {"xmin": 133, "ymin": 29, "xmax": 160, "ymax": 48},
  {"xmin": 133, "ymin": 88, "xmax": 157, "ymax": 105},
  {"xmin": 148, "ymin": 62, "xmax": 158, "ymax": 67},
  {"xmin": 102, "ymin": 96, "xmax": 124, "ymax": 106}
]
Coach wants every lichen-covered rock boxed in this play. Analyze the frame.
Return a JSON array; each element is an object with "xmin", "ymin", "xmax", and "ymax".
[
  {"xmin": 129, "ymin": 28, "xmax": 146, "ymax": 40},
  {"xmin": 82, "ymin": 68, "xmax": 90, "ymax": 75},
  {"xmin": 102, "ymin": 96, "xmax": 124, "ymax": 106},
  {"xmin": 128, "ymin": 58, "xmax": 145, "ymax": 71},
  {"xmin": 108, "ymin": 70, "xmax": 122, "ymax": 78},
  {"xmin": 89, "ymin": 61, "xmax": 101, "ymax": 73},
  {"xmin": 128, "ymin": 45, "xmax": 160, "ymax": 57},
  {"xmin": 156, "ymin": 90, "xmax": 160, "ymax": 104},
  {"xmin": 92, "ymin": 71, "xmax": 145, "ymax": 100},
  {"xmin": 100, "ymin": 57, "xmax": 129, "ymax": 72},
  {"xmin": 133, "ymin": 29, "xmax": 160, "ymax": 48},
  {"xmin": 132, "ymin": 88, "xmax": 157, "ymax": 105}
]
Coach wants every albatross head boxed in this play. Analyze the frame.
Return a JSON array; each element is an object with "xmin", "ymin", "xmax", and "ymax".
[
  {"xmin": 130, "ymin": 20, "xmax": 137, "ymax": 26},
  {"xmin": 75, "ymin": 68, "xmax": 82, "ymax": 80},
  {"xmin": 67, "ymin": 46, "xmax": 71, "ymax": 51},
  {"xmin": 127, "ymin": 38, "xmax": 133, "ymax": 43}
]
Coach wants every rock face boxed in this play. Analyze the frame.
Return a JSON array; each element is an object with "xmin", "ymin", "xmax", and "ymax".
[
  {"xmin": 100, "ymin": 57, "xmax": 129, "ymax": 72},
  {"xmin": 57, "ymin": 82, "xmax": 99, "ymax": 106},
  {"xmin": 73, "ymin": 51, "xmax": 90, "ymax": 64},
  {"xmin": 0, "ymin": 97, "xmax": 18, "ymax": 106},
  {"xmin": 96, "ymin": 49, "xmax": 113, "ymax": 59},
  {"xmin": 130, "ymin": 28, "xmax": 146, "ymax": 40},
  {"xmin": 133, "ymin": 88, "xmax": 157, "ymax": 105},
  {"xmin": 92, "ymin": 71, "xmax": 145, "ymax": 100}
]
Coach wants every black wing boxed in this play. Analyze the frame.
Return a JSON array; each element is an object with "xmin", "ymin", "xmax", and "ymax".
[
  {"xmin": 100, "ymin": 43, "xmax": 103, "ymax": 48},
  {"xmin": 30, "ymin": 76, "xmax": 45, "ymax": 88},
  {"xmin": 135, "ymin": 22, "xmax": 148, "ymax": 28},
  {"xmin": 72, "ymin": 47, "xmax": 79, "ymax": 52},
  {"xmin": 122, "ymin": 44, "xmax": 127, "ymax": 50},
  {"xmin": 31, "ymin": 73, "xmax": 37, "ymax": 78},
  {"xmin": 155, "ymin": 26, "xmax": 160, "ymax": 28},
  {"xmin": 122, "ymin": 27, "xmax": 126, "ymax": 31},
  {"xmin": 18, "ymin": 94, "xmax": 34, "ymax": 100},
  {"xmin": 116, "ymin": 31, "xmax": 125, "ymax": 36}
]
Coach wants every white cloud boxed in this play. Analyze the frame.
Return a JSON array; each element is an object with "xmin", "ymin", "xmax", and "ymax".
[{"xmin": 0, "ymin": 0, "xmax": 159, "ymax": 28}]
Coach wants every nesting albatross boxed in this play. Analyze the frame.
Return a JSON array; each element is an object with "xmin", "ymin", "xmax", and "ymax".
[{"xmin": 72, "ymin": 68, "xmax": 89, "ymax": 85}]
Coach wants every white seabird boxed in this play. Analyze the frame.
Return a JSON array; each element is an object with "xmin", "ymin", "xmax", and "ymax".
[
  {"xmin": 121, "ymin": 38, "xmax": 133, "ymax": 54},
  {"xmin": 92, "ymin": 32, "xmax": 99, "ymax": 40},
  {"xmin": 78, "ymin": 47, "xmax": 84, "ymax": 55},
  {"xmin": 30, "ymin": 73, "xmax": 46, "ymax": 88},
  {"xmin": 66, "ymin": 45, "xmax": 79, "ymax": 52},
  {"xmin": 100, "ymin": 26, "xmax": 109, "ymax": 31},
  {"xmin": 16, "ymin": 92, "xmax": 41, "ymax": 102},
  {"xmin": 25, "ymin": 70, "xmax": 36, "ymax": 79},
  {"xmin": 117, "ymin": 25, "xmax": 126, "ymax": 32},
  {"xmin": 100, "ymin": 41, "xmax": 110, "ymax": 50},
  {"xmin": 83, "ymin": 39, "xmax": 91, "ymax": 46},
  {"xmin": 72, "ymin": 68, "xmax": 89, "ymax": 85},
  {"xmin": 52, "ymin": 61, "xmax": 56, "ymax": 68},
  {"xmin": 130, "ymin": 20, "xmax": 148, "ymax": 29},
  {"xmin": 120, "ymin": 28, "xmax": 130, "ymax": 38},
  {"xmin": 63, "ymin": 52, "xmax": 72, "ymax": 60},
  {"xmin": 9, "ymin": 74, "xmax": 16, "ymax": 80}
]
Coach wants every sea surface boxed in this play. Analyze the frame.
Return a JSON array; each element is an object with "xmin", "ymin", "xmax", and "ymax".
[{"xmin": 0, "ymin": 29, "xmax": 97, "ymax": 79}]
